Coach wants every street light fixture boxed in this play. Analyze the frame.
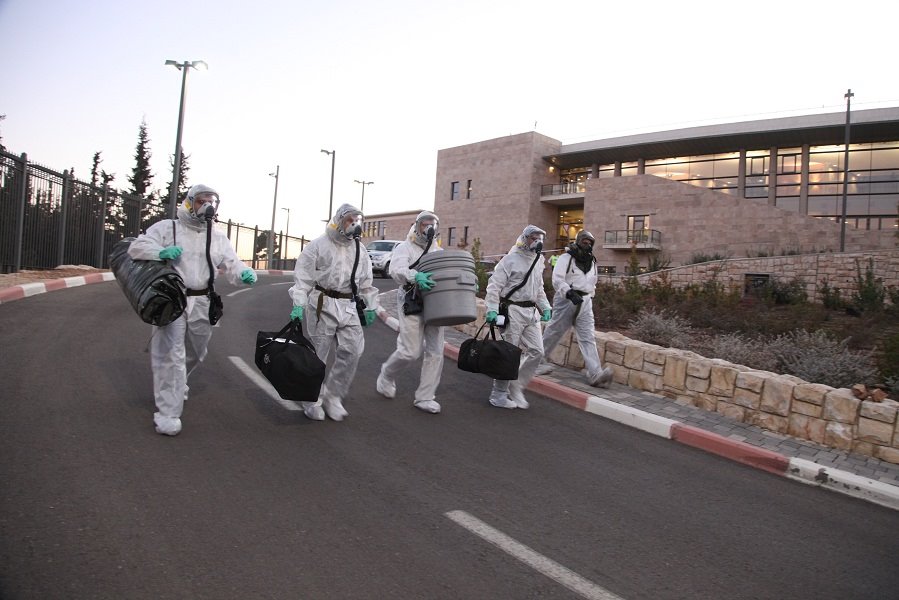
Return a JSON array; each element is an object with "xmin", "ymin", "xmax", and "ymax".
[
  {"xmin": 281, "ymin": 207, "xmax": 290, "ymax": 237},
  {"xmin": 165, "ymin": 59, "xmax": 207, "ymax": 219},
  {"xmin": 839, "ymin": 88, "xmax": 854, "ymax": 253},
  {"xmin": 321, "ymin": 149, "xmax": 336, "ymax": 221},
  {"xmin": 354, "ymin": 179, "xmax": 374, "ymax": 213},
  {"xmin": 268, "ymin": 166, "xmax": 280, "ymax": 268}
]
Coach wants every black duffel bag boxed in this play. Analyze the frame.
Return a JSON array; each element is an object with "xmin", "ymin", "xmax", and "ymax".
[
  {"xmin": 458, "ymin": 321, "xmax": 521, "ymax": 380},
  {"xmin": 108, "ymin": 238, "xmax": 187, "ymax": 327},
  {"xmin": 255, "ymin": 320, "xmax": 326, "ymax": 402}
]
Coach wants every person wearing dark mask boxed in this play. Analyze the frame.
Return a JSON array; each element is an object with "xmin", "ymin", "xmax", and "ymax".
[
  {"xmin": 128, "ymin": 184, "xmax": 257, "ymax": 436},
  {"xmin": 538, "ymin": 230, "xmax": 613, "ymax": 387},
  {"xmin": 376, "ymin": 211, "xmax": 446, "ymax": 414},
  {"xmin": 289, "ymin": 203, "xmax": 378, "ymax": 421},
  {"xmin": 483, "ymin": 225, "xmax": 552, "ymax": 409}
]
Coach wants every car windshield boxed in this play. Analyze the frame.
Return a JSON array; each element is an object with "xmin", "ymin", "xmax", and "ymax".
[{"xmin": 367, "ymin": 241, "xmax": 397, "ymax": 252}]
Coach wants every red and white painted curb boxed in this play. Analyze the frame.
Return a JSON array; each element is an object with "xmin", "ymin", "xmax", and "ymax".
[
  {"xmin": 0, "ymin": 269, "xmax": 294, "ymax": 305},
  {"xmin": 537, "ymin": 382, "xmax": 899, "ymax": 511},
  {"xmin": 0, "ymin": 272, "xmax": 117, "ymax": 304},
  {"xmin": 378, "ymin": 304, "xmax": 899, "ymax": 511}
]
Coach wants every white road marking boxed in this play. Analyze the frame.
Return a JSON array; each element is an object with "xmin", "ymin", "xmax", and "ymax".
[
  {"xmin": 445, "ymin": 510, "xmax": 625, "ymax": 600},
  {"xmin": 227, "ymin": 288, "xmax": 253, "ymax": 297},
  {"xmin": 228, "ymin": 356, "xmax": 302, "ymax": 411}
]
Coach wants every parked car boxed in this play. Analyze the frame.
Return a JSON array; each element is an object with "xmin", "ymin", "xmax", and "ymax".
[{"xmin": 366, "ymin": 240, "xmax": 403, "ymax": 278}]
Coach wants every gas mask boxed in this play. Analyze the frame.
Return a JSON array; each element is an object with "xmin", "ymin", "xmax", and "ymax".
[
  {"xmin": 415, "ymin": 221, "xmax": 438, "ymax": 246},
  {"xmin": 196, "ymin": 202, "xmax": 216, "ymax": 222},
  {"xmin": 528, "ymin": 236, "xmax": 544, "ymax": 253},
  {"xmin": 343, "ymin": 216, "xmax": 363, "ymax": 239}
]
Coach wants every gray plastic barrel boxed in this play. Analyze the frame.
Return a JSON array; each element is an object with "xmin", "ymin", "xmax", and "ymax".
[{"xmin": 418, "ymin": 249, "xmax": 478, "ymax": 326}]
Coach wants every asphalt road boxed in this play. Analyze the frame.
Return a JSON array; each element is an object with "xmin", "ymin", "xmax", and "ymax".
[{"xmin": 2, "ymin": 275, "xmax": 898, "ymax": 599}]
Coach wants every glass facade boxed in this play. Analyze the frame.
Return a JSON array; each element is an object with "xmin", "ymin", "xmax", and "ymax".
[{"xmin": 559, "ymin": 142, "xmax": 899, "ymax": 231}]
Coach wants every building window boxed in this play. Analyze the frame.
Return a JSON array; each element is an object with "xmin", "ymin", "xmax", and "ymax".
[
  {"xmin": 466, "ymin": 180, "xmax": 472, "ymax": 199},
  {"xmin": 450, "ymin": 181, "xmax": 460, "ymax": 200},
  {"xmin": 447, "ymin": 226, "xmax": 456, "ymax": 247},
  {"xmin": 463, "ymin": 226, "xmax": 469, "ymax": 245}
]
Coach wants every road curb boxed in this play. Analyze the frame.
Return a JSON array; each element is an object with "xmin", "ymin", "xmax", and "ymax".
[
  {"xmin": 0, "ymin": 272, "xmax": 116, "ymax": 304},
  {"xmin": 433, "ymin": 326, "xmax": 898, "ymax": 510}
]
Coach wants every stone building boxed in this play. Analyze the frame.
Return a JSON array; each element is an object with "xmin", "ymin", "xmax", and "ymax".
[{"xmin": 433, "ymin": 107, "xmax": 899, "ymax": 271}]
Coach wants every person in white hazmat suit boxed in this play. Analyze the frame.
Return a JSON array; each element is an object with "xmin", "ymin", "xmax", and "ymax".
[
  {"xmin": 376, "ymin": 211, "xmax": 445, "ymax": 414},
  {"xmin": 484, "ymin": 225, "xmax": 553, "ymax": 409},
  {"xmin": 128, "ymin": 184, "xmax": 257, "ymax": 436},
  {"xmin": 538, "ymin": 230, "xmax": 613, "ymax": 387},
  {"xmin": 289, "ymin": 204, "xmax": 379, "ymax": 422}
]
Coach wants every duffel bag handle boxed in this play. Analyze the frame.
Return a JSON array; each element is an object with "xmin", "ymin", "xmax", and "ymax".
[{"xmin": 259, "ymin": 320, "xmax": 316, "ymax": 352}]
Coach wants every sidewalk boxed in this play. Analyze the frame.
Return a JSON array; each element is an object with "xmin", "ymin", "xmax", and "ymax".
[{"xmin": 376, "ymin": 290, "xmax": 899, "ymax": 511}]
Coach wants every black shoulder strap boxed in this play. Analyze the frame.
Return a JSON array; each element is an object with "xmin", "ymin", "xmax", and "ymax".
[
  {"xmin": 172, "ymin": 219, "xmax": 177, "ymax": 246},
  {"xmin": 501, "ymin": 252, "xmax": 541, "ymax": 303},
  {"xmin": 408, "ymin": 236, "xmax": 434, "ymax": 271},
  {"xmin": 350, "ymin": 238, "xmax": 361, "ymax": 298}
]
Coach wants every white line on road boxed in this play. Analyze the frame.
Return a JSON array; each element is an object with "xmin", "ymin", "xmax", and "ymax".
[
  {"xmin": 445, "ymin": 510, "xmax": 625, "ymax": 600},
  {"xmin": 228, "ymin": 356, "xmax": 302, "ymax": 411},
  {"xmin": 227, "ymin": 288, "xmax": 253, "ymax": 297}
]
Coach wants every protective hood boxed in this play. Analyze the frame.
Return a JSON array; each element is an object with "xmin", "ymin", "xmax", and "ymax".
[
  {"xmin": 512, "ymin": 224, "xmax": 546, "ymax": 254},
  {"xmin": 327, "ymin": 203, "xmax": 363, "ymax": 244},
  {"xmin": 408, "ymin": 210, "xmax": 439, "ymax": 247},
  {"xmin": 182, "ymin": 184, "xmax": 220, "ymax": 226}
]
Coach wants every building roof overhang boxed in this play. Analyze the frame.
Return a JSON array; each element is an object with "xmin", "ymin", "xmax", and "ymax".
[{"xmin": 544, "ymin": 107, "xmax": 899, "ymax": 169}]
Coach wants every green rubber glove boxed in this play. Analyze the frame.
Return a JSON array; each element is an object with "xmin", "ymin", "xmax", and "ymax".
[
  {"xmin": 485, "ymin": 310, "xmax": 498, "ymax": 323},
  {"xmin": 240, "ymin": 269, "xmax": 257, "ymax": 285},
  {"xmin": 414, "ymin": 271, "xmax": 435, "ymax": 290},
  {"xmin": 159, "ymin": 246, "xmax": 182, "ymax": 260},
  {"xmin": 290, "ymin": 305, "xmax": 304, "ymax": 321},
  {"xmin": 541, "ymin": 308, "xmax": 552, "ymax": 322},
  {"xmin": 363, "ymin": 309, "xmax": 377, "ymax": 327}
]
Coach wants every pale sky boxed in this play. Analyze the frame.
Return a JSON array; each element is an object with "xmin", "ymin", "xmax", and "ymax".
[{"xmin": 1, "ymin": 0, "xmax": 897, "ymax": 241}]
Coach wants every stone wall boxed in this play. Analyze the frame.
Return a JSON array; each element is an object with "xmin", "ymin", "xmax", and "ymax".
[
  {"xmin": 610, "ymin": 249, "xmax": 899, "ymax": 304},
  {"xmin": 457, "ymin": 306, "xmax": 899, "ymax": 465}
]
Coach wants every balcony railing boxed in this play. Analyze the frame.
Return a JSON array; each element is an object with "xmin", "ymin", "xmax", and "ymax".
[
  {"xmin": 540, "ymin": 181, "xmax": 586, "ymax": 196},
  {"xmin": 603, "ymin": 229, "xmax": 662, "ymax": 250}
]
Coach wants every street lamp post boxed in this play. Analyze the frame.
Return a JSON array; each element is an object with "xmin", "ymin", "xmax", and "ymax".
[
  {"xmin": 321, "ymin": 149, "xmax": 335, "ymax": 221},
  {"xmin": 281, "ymin": 207, "xmax": 290, "ymax": 237},
  {"xmin": 839, "ymin": 88, "xmax": 854, "ymax": 252},
  {"xmin": 165, "ymin": 59, "xmax": 207, "ymax": 219},
  {"xmin": 354, "ymin": 179, "xmax": 374, "ymax": 213},
  {"xmin": 268, "ymin": 166, "xmax": 280, "ymax": 268}
]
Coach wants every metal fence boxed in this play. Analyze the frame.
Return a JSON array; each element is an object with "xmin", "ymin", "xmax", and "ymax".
[{"xmin": 0, "ymin": 149, "xmax": 306, "ymax": 273}]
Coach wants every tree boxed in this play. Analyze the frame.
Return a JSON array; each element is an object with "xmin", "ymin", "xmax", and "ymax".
[
  {"xmin": 90, "ymin": 152, "xmax": 102, "ymax": 189},
  {"xmin": 162, "ymin": 149, "xmax": 191, "ymax": 207},
  {"xmin": 127, "ymin": 120, "xmax": 153, "ymax": 197}
]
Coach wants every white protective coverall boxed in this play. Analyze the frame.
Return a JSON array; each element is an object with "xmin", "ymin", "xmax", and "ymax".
[
  {"xmin": 289, "ymin": 204, "xmax": 378, "ymax": 421},
  {"xmin": 377, "ymin": 212, "xmax": 445, "ymax": 413},
  {"xmin": 541, "ymin": 233, "xmax": 612, "ymax": 386},
  {"xmin": 485, "ymin": 226, "xmax": 552, "ymax": 409},
  {"xmin": 128, "ymin": 189, "xmax": 251, "ymax": 435}
]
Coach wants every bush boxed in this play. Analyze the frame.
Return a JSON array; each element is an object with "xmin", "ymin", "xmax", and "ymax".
[
  {"xmin": 851, "ymin": 257, "xmax": 886, "ymax": 314},
  {"xmin": 768, "ymin": 330, "xmax": 879, "ymax": 389},
  {"xmin": 628, "ymin": 309, "xmax": 692, "ymax": 348},
  {"xmin": 819, "ymin": 277, "xmax": 845, "ymax": 310},
  {"xmin": 703, "ymin": 332, "xmax": 779, "ymax": 372},
  {"xmin": 758, "ymin": 277, "xmax": 808, "ymax": 306}
]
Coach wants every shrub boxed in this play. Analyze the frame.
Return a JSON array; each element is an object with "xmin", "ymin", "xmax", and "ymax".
[
  {"xmin": 685, "ymin": 251, "xmax": 730, "ymax": 265},
  {"xmin": 628, "ymin": 309, "xmax": 692, "ymax": 348},
  {"xmin": 769, "ymin": 329, "xmax": 879, "ymax": 389},
  {"xmin": 819, "ymin": 277, "xmax": 845, "ymax": 310},
  {"xmin": 878, "ymin": 333, "xmax": 899, "ymax": 380},
  {"xmin": 703, "ymin": 332, "xmax": 779, "ymax": 372},
  {"xmin": 759, "ymin": 276, "xmax": 808, "ymax": 306},
  {"xmin": 851, "ymin": 257, "xmax": 885, "ymax": 314}
]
